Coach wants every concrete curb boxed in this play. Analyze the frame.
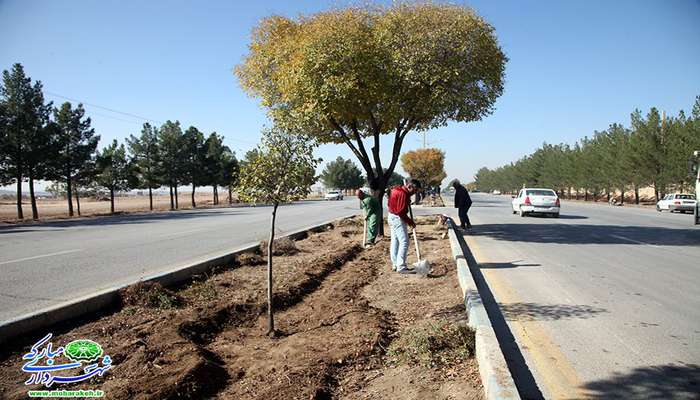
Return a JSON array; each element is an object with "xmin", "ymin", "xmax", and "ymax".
[
  {"xmin": 0, "ymin": 214, "xmax": 356, "ymax": 345},
  {"xmin": 446, "ymin": 218, "xmax": 521, "ymax": 400}
]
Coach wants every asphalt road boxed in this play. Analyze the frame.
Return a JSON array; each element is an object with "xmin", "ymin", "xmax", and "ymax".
[
  {"xmin": 445, "ymin": 193, "xmax": 700, "ymax": 399},
  {"xmin": 0, "ymin": 199, "xmax": 360, "ymax": 323}
]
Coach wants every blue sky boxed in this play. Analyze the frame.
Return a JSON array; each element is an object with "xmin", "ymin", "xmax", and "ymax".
[{"xmin": 1, "ymin": 0, "xmax": 699, "ymax": 190}]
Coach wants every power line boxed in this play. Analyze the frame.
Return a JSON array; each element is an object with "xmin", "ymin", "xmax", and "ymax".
[
  {"xmin": 45, "ymin": 90, "xmax": 258, "ymax": 145},
  {"xmin": 45, "ymin": 90, "xmax": 162, "ymax": 124}
]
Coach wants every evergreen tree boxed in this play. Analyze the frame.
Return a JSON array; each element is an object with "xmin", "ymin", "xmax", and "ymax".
[
  {"xmin": 127, "ymin": 123, "xmax": 160, "ymax": 210},
  {"xmin": 156, "ymin": 120, "xmax": 184, "ymax": 210},
  {"xmin": 320, "ymin": 156, "xmax": 364, "ymax": 190},
  {"xmin": 52, "ymin": 102, "xmax": 100, "ymax": 216},
  {"xmin": 96, "ymin": 139, "xmax": 130, "ymax": 214},
  {"xmin": 182, "ymin": 126, "xmax": 206, "ymax": 208},
  {"xmin": 0, "ymin": 63, "xmax": 55, "ymax": 219}
]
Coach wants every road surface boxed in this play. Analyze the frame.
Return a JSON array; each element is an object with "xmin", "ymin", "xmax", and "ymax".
[
  {"xmin": 445, "ymin": 193, "xmax": 700, "ymax": 399},
  {"xmin": 0, "ymin": 199, "xmax": 359, "ymax": 324}
]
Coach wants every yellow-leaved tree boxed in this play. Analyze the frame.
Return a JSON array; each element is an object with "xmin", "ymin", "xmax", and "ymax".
[
  {"xmin": 400, "ymin": 148, "xmax": 447, "ymax": 189},
  {"xmin": 236, "ymin": 3, "xmax": 506, "ymax": 232}
]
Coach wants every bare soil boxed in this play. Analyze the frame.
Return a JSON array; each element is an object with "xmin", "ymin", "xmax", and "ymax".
[
  {"xmin": 0, "ymin": 216, "xmax": 481, "ymax": 400},
  {"xmin": 0, "ymin": 193, "xmax": 236, "ymax": 223}
]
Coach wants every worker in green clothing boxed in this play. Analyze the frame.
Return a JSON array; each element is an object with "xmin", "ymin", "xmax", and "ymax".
[{"xmin": 357, "ymin": 189, "xmax": 380, "ymax": 246}]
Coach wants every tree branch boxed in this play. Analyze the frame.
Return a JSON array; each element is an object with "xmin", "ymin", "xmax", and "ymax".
[
  {"xmin": 369, "ymin": 112, "xmax": 384, "ymax": 182},
  {"xmin": 330, "ymin": 117, "xmax": 375, "ymax": 181}
]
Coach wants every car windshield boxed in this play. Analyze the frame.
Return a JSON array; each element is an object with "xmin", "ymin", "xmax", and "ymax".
[
  {"xmin": 526, "ymin": 190, "xmax": 556, "ymax": 196},
  {"xmin": 676, "ymin": 194, "xmax": 695, "ymax": 200}
]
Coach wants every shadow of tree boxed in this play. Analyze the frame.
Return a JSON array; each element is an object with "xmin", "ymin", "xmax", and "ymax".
[
  {"xmin": 467, "ymin": 224, "xmax": 700, "ymax": 246},
  {"xmin": 479, "ymin": 261, "xmax": 541, "ymax": 269},
  {"xmin": 499, "ymin": 302, "xmax": 607, "ymax": 321},
  {"xmin": 582, "ymin": 363, "xmax": 700, "ymax": 399}
]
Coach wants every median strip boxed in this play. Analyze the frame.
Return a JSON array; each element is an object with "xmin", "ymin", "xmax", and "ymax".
[{"xmin": 0, "ymin": 214, "xmax": 356, "ymax": 345}]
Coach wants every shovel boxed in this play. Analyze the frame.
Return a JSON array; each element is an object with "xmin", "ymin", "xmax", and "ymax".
[{"xmin": 408, "ymin": 205, "xmax": 430, "ymax": 276}]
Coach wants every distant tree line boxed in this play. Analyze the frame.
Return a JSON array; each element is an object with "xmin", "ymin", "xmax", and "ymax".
[
  {"xmin": 0, "ymin": 63, "xmax": 239, "ymax": 219},
  {"xmin": 475, "ymin": 97, "xmax": 700, "ymax": 204}
]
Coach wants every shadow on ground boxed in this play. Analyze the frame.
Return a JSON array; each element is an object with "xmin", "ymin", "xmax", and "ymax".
[
  {"xmin": 499, "ymin": 302, "xmax": 607, "ymax": 321},
  {"xmin": 582, "ymin": 363, "xmax": 700, "ymax": 400},
  {"xmin": 479, "ymin": 261, "xmax": 541, "ymax": 269},
  {"xmin": 468, "ymin": 224, "xmax": 700, "ymax": 246}
]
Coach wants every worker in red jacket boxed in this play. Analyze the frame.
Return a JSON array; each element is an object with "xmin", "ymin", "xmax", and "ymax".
[{"xmin": 388, "ymin": 179, "xmax": 422, "ymax": 274}]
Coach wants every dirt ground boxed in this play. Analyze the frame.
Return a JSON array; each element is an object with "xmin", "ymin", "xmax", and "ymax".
[
  {"xmin": 0, "ymin": 193, "xmax": 231, "ymax": 223},
  {"xmin": 0, "ymin": 216, "xmax": 482, "ymax": 400}
]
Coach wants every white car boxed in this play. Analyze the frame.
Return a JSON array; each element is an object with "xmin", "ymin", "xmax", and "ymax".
[
  {"xmin": 324, "ymin": 190, "xmax": 344, "ymax": 201},
  {"xmin": 512, "ymin": 188, "xmax": 560, "ymax": 218},
  {"xmin": 656, "ymin": 193, "xmax": 696, "ymax": 213},
  {"xmin": 492, "ymin": 190, "xmax": 501, "ymax": 195}
]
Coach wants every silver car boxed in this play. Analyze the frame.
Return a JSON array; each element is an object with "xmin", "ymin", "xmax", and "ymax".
[{"xmin": 512, "ymin": 188, "xmax": 560, "ymax": 218}]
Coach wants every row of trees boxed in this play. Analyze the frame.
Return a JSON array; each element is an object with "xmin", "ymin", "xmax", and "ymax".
[
  {"xmin": 0, "ymin": 63, "xmax": 239, "ymax": 219},
  {"xmin": 475, "ymin": 98, "xmax": 700, "ymax": 204}
]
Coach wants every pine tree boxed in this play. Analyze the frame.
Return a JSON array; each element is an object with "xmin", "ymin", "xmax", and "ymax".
[
  {"xmin": 52, "ymin": 102, "xmax": 100, "ymax": 216},
  {"xmin": 127, "ymin": 123, "xmax": 160, "ymax": 210},
  {"xmin": 156, "ymin": 120, "xmax": 184, "ymax": 210},
  {"xmin": 0, "ymin": 63, "xmax": 55, "ymax": 219},
  {"xmin": 96, "ymin": 139, "xmax": 130, "ymax": 214}
]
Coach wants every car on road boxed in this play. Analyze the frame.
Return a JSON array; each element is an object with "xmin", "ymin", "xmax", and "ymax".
[
  {"xmin": 324, "ymin": 190, "xmax": 344, "ymax": 201},
  {"xmin": 491, "ymin": 190, "xmax": 501, "ymax": 195},
  {"xmin": 512, "ymin": 188, "xmax": 560, "ymax": 217},
  {"xmin": 656, "ymin": 193, "xmax": 697, "ymax": 213}
]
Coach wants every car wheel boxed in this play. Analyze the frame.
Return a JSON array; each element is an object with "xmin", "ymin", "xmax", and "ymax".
[
  {"xmin": 656, "ymin": 205, "xmax": 661, "ymax": 212},
  {"xmin": 553, "ymin": 213, "xmax": 560, "ymax": 218},
  {"xmin": 519, "ymin": 207, "xmax": 526, "ymax": 217}
]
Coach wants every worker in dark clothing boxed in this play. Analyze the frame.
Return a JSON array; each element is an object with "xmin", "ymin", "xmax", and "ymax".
[{"xmin": 453, "ymin": 180, "xmax": 472, "ymax": 229}]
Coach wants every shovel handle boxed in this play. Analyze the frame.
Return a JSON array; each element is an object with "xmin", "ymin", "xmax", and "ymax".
[{"xmin": 408, "ymin": 203, "xmax": 421, "ymax": 260}]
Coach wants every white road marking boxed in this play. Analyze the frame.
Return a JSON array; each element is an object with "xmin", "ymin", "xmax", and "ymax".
[
  {"xmin": 609, "ymin": 234, "xmax": 659, "ymax": 248},
  {"xmin": 160, "ymin": 228, "xmax": 207, "ymax": 238},
  {"xmin": 0, "ymin": 249, "xmax": 82, "ymax": 266}
]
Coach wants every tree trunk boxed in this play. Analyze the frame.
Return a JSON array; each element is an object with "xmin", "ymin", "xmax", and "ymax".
[
  {"xmin": 174, "ymin": 185, "xmax": 179, "ymax": 209},
  {"xmin": 267, "ymin": 203, "xmax": 278, "ymax": 336},
  {"xmin": 75, "ymin": 188, "xmax": 81, "ymax": 216},
  {"xmin": 634, "ymin": 185, "xmax": 640, "ymax": 204},
  {"xmin": 110, "ymin": 188, "xmax": 115, "ymax": 214},
  {"xmin": 148, "ymin": 187, "xmax": 153, "ymax": 211},
  {"xmin": 66, "ymin": 175, "xmax": 74, "ymax": 217},
  {"xmin": 16, "ymin": 175, "xmax": 24, "ymax": 220},
  {"xmin": 653, "ymin": 184, "xmax": 660, "ymax": 202},
  {"xmin": 584, "ymin": 190, "xmax": 588, "ymax": 202},
  {"xmin": 620, "ymin": 187, "xmax": 625, "ymax": 205},
  {"xmin": 228, "ymin": 186, "xmax": 232, "ymax": 204},
  {"xmin": 169, "ymin": 185, "xmax": 174, "ymax": 210},
  {"xmin": 567, "ymin": 188, "xmax": 572, "ymax": 200},
  {"xmin": 606, "ymin": 190, "xmax": 611, "ymax": 202},
  {"xmin": 29, "ymin": 173, "xmax": 38, "ymax": 220},
  {"xmin": 191, "ymin": 183, "xmax": 196, "ymax": 208},
  {"xmin": 373, "ymin": 188, "xmax": 385, "ymax": 236},
  {"xmin": 214, "ymin": 186, "xmax": 218, "ymax": 205}
]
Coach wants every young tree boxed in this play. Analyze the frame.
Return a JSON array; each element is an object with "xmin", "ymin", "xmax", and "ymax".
[
  {"xmin": 319, "ymin": 156, "xmax": 364, "ymax": 190},
  {"xmin": 238, "ymin": 128, "xmax": 320, "ymax": 335},
  {"xmin": 0, "ymin": 63, "xmax": 55, "ymax": 219},
  {"xmin": 127, "ymin": 123, "xmax": 160, "ymax": 210},
  {"xmin": 182, "ymin": 126, "xmax": 206, "ymax": 208},
  {"xmin": 400, "ymin": 148, "xmax": 447, "ymax": 189},
  {"xmin": 96, "ymin": 139, "xmax": 130, "ymax": 214},
  {"xmin": 156, "ymin": 120, "xmax": 184, "ymax": 210},
  {"xmin": 237, "ymin": 3, "xmax": 506, "ymax": 233},
  {"xmin": 52, "ymin": 102, "xmax": 100, "ymax": 216}
]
